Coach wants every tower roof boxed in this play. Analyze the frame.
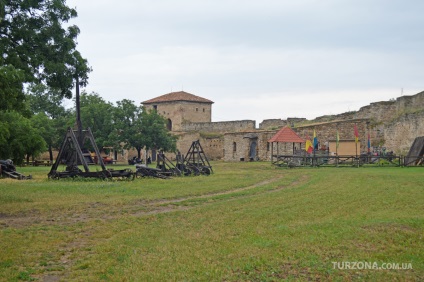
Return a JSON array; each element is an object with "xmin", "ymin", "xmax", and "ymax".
[
  {"xmin": 142, "ymin": 91, "xmax": 214, "ymax": 104},
  {"xmin": 268, "ymin": 126, "xmax": 305, "ymax": 143}
]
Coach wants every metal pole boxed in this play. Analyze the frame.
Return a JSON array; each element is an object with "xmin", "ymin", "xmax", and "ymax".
[
  {"xmin": 75, "ymin": 76, "xmax": 83, "ymax": 147},
  {"xmin": 336, "ymin": 124, "xmax": 339, "ymax": 167}
]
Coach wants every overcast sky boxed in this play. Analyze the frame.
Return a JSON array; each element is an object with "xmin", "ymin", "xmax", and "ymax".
[{"xmin": 67, "ymin": 0, "xmax": 424, "ymax": 124}]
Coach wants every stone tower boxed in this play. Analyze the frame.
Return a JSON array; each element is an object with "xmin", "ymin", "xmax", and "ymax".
[{"xmin": 142, "ymin": 91, "xmax": 214, "ymax": 131}]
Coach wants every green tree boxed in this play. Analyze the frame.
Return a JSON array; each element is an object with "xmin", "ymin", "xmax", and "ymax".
[
  {"xmin": 0, "ymin": 0, "xmax": 91, "ymax": 112},
  {"xmin": 139, "ymin": 107, "xmax": 178, "ymax": 155},
  {"xmin": 109, "ymin": 101, "xmax": 178, "ymax": 161},
  {"xmin": 27, "ymin": 84, "xmax": 68, "ymax": 119},
  {"xmin": 109, "ymin": 99, "xmax": 144, "ymax": 159},
  {"xmin": 0, "ymin": 65, "xmax": 29, "ymax": 115},
  {"xmin": 30, "ymin": 112, "xmax": 60, "ymax": 161},
  {"xmin": 79, "ymin": 92, "xmax": 114, "ymax": 150},
  {"xmin": 0, "ymin": 111, "xmax": 46, "ymax": 164},
  {"xmin": 0, "ymin": 121, "xmax": 9, "ymax": 148},
  {"xmin": 27, "ymin": 84, "xmax": 73, "ymax": 161}
]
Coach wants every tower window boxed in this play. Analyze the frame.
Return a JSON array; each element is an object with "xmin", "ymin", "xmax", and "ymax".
[
  {"xmin": 167, "ymin": 119, "xmax": 172, "ymax": 131},
  {"xmin": 196, "ymin": 108, "xmax": 198, "ymax": 112}
]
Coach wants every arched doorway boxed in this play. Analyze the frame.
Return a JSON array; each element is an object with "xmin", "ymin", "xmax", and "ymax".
[{"xmin": 249, "ymin": 141, "xmax": 257, "ymax": 161}]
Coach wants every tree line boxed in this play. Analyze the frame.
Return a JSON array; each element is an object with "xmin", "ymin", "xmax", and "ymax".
[{"xmin": 1, "ymin": 85, "xmax": 177, "ymax": 164}]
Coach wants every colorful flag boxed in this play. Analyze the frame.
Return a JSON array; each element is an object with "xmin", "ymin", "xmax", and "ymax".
[
  {"xmin": 354, "ymin": 124, "xmax": 359, "ymax": 143},
  {"xmin": 305, "ymin": 139, "xmax": 313, "ymax": 153},
  {"xmin": 336, "ymin": 130, "xmax": 340, "ymax": 149},
  {"xmin": 313, "ymin": 130, "xmax": 318, "ymax": 149},
  {"xmin": 367, "ymin": 132, "xmax": 371, "ymax": 153}
]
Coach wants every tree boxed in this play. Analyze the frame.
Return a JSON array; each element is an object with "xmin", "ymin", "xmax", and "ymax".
[
  {"xmin": 0, "ymin": 111, "xmax": 46, "ymax": 164},
  {"xmin": 110, "ymin": 103, "xmax": 177, "ymax": 161},
  {"xmin": 0, "ymin": 65, "xmax": 29, "ymax": 115},
  {"xmin": 30, "ymin": 112, "xmax": 60, "ymax": 161},
  {"xmin": 27, "ymin": 84, "xmax": 73, "ymax": 161},
  {"xmin": 109, "ymin": 99, "xmax": 144, "ymax": 159},
  {"xmin": 27, "ymin": 84, "xmax": 68, "ymax": 119},
  {"xmin": 79, "ymin": 92, "xmax": 115, "ymax": 150},
  {"xmin": 0, "ymin": 0, "xmax": 91, "ymax": 112},
  {"xmin": 139, "ymin": 107, "xmax": 178, "ymax": 154}
]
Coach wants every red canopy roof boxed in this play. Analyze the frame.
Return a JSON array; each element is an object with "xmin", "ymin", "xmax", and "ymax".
[{"xmin": 268, "ymin": 126, "xmax": 305, "ymax": 143}]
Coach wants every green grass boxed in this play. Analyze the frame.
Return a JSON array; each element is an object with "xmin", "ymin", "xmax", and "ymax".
[{"xmin": 0, "ymin": 162, "xmax": 422, "ymax": 281}]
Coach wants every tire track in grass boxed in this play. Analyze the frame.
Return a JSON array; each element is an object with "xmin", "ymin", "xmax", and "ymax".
[
  {"xmin": 134, "ymin": 175, "xmax": 309, "ymax": 216},
  {"xmin": 0, "ymin": 174, "xmax": 309, "ymax": 229}
]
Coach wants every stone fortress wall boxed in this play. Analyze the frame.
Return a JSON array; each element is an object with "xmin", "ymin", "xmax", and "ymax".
[
  {"xmin": 303, "ymin": 91, "xmax": 424, "ymax": 155},
  {"xmin": 181, "ymin": 120, "xmax": 256, "ymax": 133},
  {"xmin": 178, "ymin": 91, "xmax": 424, "ymax": 161}
]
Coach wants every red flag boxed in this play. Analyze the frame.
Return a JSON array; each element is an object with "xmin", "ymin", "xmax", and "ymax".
[
  {"xmin": 305, "ymin": 135, "xmax": 313, "ymax": 153},
  {"xmin": 354, "ymin": 124, "xmax": 359, "ymax": 143}
]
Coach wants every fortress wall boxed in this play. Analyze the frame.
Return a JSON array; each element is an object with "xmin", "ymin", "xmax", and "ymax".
[
  {"xmin": 311, "ymin": 91, "xmax": 424, "ymax": 124},
  {"xmin": 259, "ymin": 119, "xmax": 286, "ymax": 130},
  {"xmin": 223, "ymin": 131, "xmax": 275, "ymax": 162},
  {"xmin": 356, "ymin": 101, "xmax": 397, "ymax": 121},
  {"xmin": 383, "ymin": 110, "xmax": 424, "ymax": 155},
  {"xmin": 295, "ymin": 119, "xmax": 370, "ymax": 153},
  {"xmin": 172, "ymin": 132, "xmax": 224, "ymax": 161},
  {"xmin": 170, "ymin": 90, "xmax": 424, "ymax": 161},
  {"xmin": 396, "ymin": 91, "xmax": 424, "ymax": 113},
  {"xmin": 259, "ymin": 118, "xmax": 307, "ymax": 130},
  {"xmin": 181, "ymin": 120, "xmax": 256, "ymax": 133}
]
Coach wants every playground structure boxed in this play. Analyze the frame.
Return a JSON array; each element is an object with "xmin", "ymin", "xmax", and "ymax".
[{"xmin": 0, "ymin": 159, "xmax": 32, "ymax": 180}]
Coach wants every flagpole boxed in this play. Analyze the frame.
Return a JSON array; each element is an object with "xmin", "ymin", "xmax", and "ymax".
[
  {"xmin": 354, "ymin": 123, "xmax": 358, "ymax": 167},
  {"xmin": 336, "ymin": 125, "xmax": 339, "ymax": 167},
  {"xmin": 313, "ymin": 129, "xmax": 316, "ymax": 167}
]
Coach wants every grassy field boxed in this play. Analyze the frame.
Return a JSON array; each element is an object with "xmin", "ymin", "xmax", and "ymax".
[{"xmin": 0, "ymin": 162, "xmax": 423, "ymax": 281}]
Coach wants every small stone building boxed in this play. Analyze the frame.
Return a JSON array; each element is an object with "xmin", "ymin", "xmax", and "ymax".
[{"xmin": 142, "ymin": 91, "xmax": 214, "ymax": 131}]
